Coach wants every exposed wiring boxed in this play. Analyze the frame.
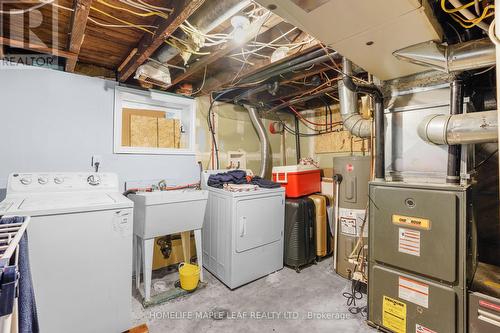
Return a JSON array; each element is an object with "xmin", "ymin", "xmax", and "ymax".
[
  {"xmin": 207, "ymin": 89, "xmax": 238, "ymax": 169},
  {"xmin": 472, "ymin": 65, "xmax": 495, "ymax": 75},
  {"xmin": 282, "ymin": 100, "xmax": 341, "ymax": 127},
  {"xmin": 488, "ymin": 18, "xmax": 500, "ymax": 45},
  {"xmin": 473, "ymin": 149, "xmax": 498, "ymax": 170},
  {"xmin": 88, "ymin": 17, "xmax": 158, "ymax": 29},
  {"xmin": 136, "ymin": 0, "xmax": 173, "ymax": 13},
  {"xmin": 96, "ymin": 0, "xmax": 170, "ymax": 19},
  {"xmin": 441, "ymin": 0, "xmax": 494, "ymax": 28},
  {"xmin": 191, "ymin": 66, "xmax": 208, "ymax": 95},
  {"xmin": 229, "ymin": 27, "xmax": 298, "ymax": 58},
  {"xmin": 90, "ymin": 6, "xmax": 155, "ymax": 35}
]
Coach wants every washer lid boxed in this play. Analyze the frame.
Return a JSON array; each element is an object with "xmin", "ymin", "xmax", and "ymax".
[{"xmin": 3, "ymin": 192, "xmax": 132, "ymax": 216}]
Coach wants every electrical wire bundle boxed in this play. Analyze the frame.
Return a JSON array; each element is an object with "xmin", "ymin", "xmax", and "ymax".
[{"xmin": 441, "ymin": 0, "xmax": 494, "ymax": 29}]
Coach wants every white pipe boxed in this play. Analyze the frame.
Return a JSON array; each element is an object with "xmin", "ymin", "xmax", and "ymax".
[{"xmin": 333, "ymin": 181, "xmax": 340, "ymax": 271}]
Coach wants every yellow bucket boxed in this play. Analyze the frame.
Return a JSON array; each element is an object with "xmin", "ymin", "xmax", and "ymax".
[{"xmin": 178, "ymin": 262, "xmax": 200, "ymax": 291}]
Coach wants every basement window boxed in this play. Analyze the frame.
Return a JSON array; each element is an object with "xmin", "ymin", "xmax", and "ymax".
[{"xmin": 113, "ymin": 86, "xmax": 196, "ymax": 155}]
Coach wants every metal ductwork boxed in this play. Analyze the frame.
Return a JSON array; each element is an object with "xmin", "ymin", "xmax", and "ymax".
[
  {"xmin": 418, "ymin": 110, "xmax": 498, "ymax": 145},
  {"xmin": 341, "ymin": 58, "xmax": 385, "ymax": 180},
  {"xmin": 338, "ymin": 58, "xmax": 371, "ymax": 138},
  {"xmin": 245, "ymin": 105, "xmax": 271, "ymax": 179},
  {"xmin": 393, "ymin": 38, "xmax": 495, "ymax": 73}
]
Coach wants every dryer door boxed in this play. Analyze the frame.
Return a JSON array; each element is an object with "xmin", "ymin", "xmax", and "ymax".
[{"xmin": 235, "ymin": 194, "xmax": 284, "ymax": 253}]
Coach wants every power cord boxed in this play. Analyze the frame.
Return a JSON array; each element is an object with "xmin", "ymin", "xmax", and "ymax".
[{"xmin": 342, "ymin": 280, "xmax": 367, "ymax": 317}]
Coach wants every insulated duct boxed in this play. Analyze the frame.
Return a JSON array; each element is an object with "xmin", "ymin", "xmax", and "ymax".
[
  {"xmin": 393, "ymin": 38, "xmax": 495, "ymax": 73},
  {"xmin": 245, "ymin": 105, "xmax": 271, "ymax": 179},
  {"xmin": 338, "ymin": 58, "xmax": 371, "ymax": 138},
  {"xmin": 341, "ymin": 59, "xmax": 385, "ymax": 180},
  {"xmin": 418, "ymin": 110, "xmax": 498, "ymax": 145}
]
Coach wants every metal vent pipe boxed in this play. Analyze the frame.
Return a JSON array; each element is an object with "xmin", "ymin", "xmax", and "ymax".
[
  {"xmin": 418, "ymin": 110, "xmax": 498, "ymax": 145},
  {"xmin": 338, "ymin": 58, "xmax": 372, "ymax": 138},
  {"xmin": 245, "ymin": 105, "xmax": 271, "ymax": 179},
  {"xmin": 393, "ymin": 38, "xmax": 495, "ymax": 73},
  {"xmin": 341, "ymin": 58, "xmax": 385, "ymax": 180}
]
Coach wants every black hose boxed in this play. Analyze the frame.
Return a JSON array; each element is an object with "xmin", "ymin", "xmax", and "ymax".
[
  {"xmin": 295, "ymin": 116, "xmax": 301, "ymax": 163},
  {"xmin": 447, "ymin": 79, "xmax": 464, "ymax": 184}
]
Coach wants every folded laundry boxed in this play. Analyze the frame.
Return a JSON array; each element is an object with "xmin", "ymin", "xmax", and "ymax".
[
  {"xmin": 207, "ymin": 170, "xmax": 247, "ymax": 188},
  {"xmin": 223, "ymin": 184, "xmax": 259, "ymax": 192}
]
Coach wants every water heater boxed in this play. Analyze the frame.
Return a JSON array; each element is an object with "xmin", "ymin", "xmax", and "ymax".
[{"xmin": 332, "ymin": 156, "xmax": 371, "ymax": 279}]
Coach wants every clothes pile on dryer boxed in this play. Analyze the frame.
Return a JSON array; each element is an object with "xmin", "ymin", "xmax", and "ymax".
[{"xmin": 207, "ymin": 170, "xmax": 281, "ymax": 190}]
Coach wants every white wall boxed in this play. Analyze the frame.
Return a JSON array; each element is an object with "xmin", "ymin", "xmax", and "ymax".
[{"xmin": 0, "ymin": 66, "xmax": 200, "ymax": 197}]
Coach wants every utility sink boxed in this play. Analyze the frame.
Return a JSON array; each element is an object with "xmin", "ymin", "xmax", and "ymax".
[
  {"xmin": 130, "ymin": 189, "xmax": 208, "ymax": 238},
  {"xmin": 128, "ymin": 189, "xmax": 209, "ymax": 301}
]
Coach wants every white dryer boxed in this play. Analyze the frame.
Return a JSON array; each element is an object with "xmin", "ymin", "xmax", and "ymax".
[
  {"xmin": 0, "ymin": 172, "xmax": 133, "ymax": 333},
  {"xmin": 201, "ymin": 170, "xmax": 285, "ymax": 289}
]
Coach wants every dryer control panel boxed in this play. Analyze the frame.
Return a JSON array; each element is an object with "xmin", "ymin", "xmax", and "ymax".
[{"xmin": 7, "ymin": 172, "xmax": 119, "ymax": 194}]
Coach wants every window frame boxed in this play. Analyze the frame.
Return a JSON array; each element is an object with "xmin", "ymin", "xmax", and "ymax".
[{"xmin": 113, "ymin": 86, "xmax": 196, "ymax": 155}]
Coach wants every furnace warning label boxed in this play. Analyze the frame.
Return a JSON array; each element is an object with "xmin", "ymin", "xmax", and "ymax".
[
  {"xmin": 398, "ymin": 228, "xmax": 421, "ymax": 257},
  {"xmin": 398, "ymin": 276, "xmax": 429, "ymax": 308},
  {"xmin": 416, "ymin": 324, "xmax": 437, "ymax": 333},
  {"xmin": 382, "ymin": 296, "xmax": 407, "ymax": 333}
]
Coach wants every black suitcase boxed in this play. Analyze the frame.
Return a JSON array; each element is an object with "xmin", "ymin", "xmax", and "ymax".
[{"xmin": 284, "ymin": 197, "xmax": 316, "ymax": 272}]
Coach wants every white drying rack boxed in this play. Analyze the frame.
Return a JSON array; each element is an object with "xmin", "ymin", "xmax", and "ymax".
[{"xmin": 0, "ymin": 216, "xmax": 30, "ymax": 333}]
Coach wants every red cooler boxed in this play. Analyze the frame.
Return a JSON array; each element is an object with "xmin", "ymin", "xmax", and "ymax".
[{"xmin": 272, "ymin": 165, "xmax": 321, "ymax": 198}]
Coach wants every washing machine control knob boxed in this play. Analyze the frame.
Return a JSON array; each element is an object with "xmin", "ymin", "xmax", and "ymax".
[
  {"xmin": 20, "ymin": 177, "xmax": 32, "ymax": 185},
  {"xmin": 53, "ymin": 177, "xmax": 64, "ymax": 184},
  {"xmin": 87, "ymin": 175, "xmax": 101, "ymax": 186},
  {"xmin": 38, "ymin": 177, "xmax": 48, "ymax": 185}
]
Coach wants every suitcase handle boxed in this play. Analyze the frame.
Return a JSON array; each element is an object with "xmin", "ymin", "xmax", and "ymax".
[{"xmin": 275, "ymin": 172, "xmax": 288, "ymax": 183}]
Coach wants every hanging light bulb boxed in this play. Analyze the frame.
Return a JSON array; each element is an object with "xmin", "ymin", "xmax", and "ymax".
[{"xmin": 231, "ymin": 15, "xmax": 250, "ymax": 45}]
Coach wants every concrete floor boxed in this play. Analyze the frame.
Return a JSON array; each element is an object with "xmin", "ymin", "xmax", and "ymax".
[{"xmin": 132, "ymin": 259, "xmax": 376, "ymax": 333}]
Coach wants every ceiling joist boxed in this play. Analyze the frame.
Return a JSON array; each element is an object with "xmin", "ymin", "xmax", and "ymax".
[
  {"xmin": 65, "ymin": 0, "xmax": 93, "ymax": 72},
  {"xmin": 118, "ymin": 0, "xmax": 206, "ymax": 82}
]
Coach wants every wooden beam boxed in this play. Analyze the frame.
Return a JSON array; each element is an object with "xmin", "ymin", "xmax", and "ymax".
[
  {"xmin": 65, "ymin": 0, "xmax": 93, "ymax": 72},
  {"xmin": 0, "ymin": 37, "xmax": 78, "ymax": 59},
  {"xmin": 168, "ymin": 14, "xmax": 283, "ymax": 88},
  {"xmin": 118, "ymin": 0, "xmax": 206, "ymax": 82}
]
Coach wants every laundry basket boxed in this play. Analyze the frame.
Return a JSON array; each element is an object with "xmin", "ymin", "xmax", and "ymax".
[{"xmin": 178, "ymin": 263, "xmax": 200, "ymax": 291}]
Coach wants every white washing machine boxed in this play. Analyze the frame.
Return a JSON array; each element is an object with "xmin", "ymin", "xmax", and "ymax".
[
  {"xmin": 0, "ymin": 172, "xmax": 133, "ymax": 333},
  {"xmin": 201, "ymin": 170, "xmax": 285, "ymax": 289}
]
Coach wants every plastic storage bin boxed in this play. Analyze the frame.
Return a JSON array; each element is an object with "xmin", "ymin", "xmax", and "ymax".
[{"xmin": 272, "ymin": 165, "xmax": 321, "ymax": 198}]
